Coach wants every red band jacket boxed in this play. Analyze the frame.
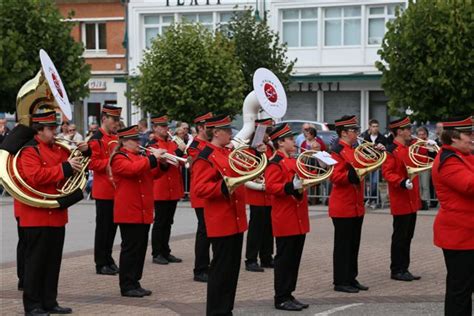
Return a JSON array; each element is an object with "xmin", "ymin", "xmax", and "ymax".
[
  {"xmin": 88, "ymin": 128, "xmax": 118, "ymax": 200},
  {"xmin": 382, "ymin": 140, "xmax": 421, "ymax": 215},
  {"xmin": 15, "ymin": 136, "xmax": 71, "ymax": 227},
  {"xmin": 265, "ymin": 151, "xmax": 309, "ymax": 237},
  {"xmin": 193, "ymin": 143, "xmax": 247, "ymax": 238},
  {"xmin": 149, "ymin": 136, "xmax": 184, "ymax": 201},
  {"xmin": 328, "ymin": 140, "xmax": 365, "ymax": 218},
  {"xmin": 111, "ymin": 148, "xmax": 163, "ymax": 224},
  {"xmin": 187, "ymin": 137, "xmax": 207, "ymax": 208},
  {"xmin": 245, "ymin": 146, "xmax": 274, "ymax": 207},
  {"xmin": 432, "ymin": 145, "xmax": 474, "ymax": 250}
]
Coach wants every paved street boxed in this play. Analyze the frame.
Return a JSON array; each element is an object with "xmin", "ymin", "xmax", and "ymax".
[{"xmin": 1, "ymin": 197, "xmax": 467, "ymax": 315}]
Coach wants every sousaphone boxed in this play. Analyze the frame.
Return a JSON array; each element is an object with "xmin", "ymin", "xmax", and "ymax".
[{"xmin": 0, "ymin": 50, "xmax": 87, "ymax": 208}]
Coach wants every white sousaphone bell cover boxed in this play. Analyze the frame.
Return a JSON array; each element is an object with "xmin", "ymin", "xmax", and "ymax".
[
  {"xmin": 253, "ymin": 68, "xmax": 287, "ymax": 119},
  {"xmin": 39, "ymin": 49, "xmax": 72, "ymax": 120}
]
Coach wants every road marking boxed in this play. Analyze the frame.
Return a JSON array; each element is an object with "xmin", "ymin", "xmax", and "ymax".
[{"xmin": 314, "ymin": 303, "xmax": 364, "ymax": 316}]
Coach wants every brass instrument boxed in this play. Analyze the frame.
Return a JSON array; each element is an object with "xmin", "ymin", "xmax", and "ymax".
[
  {"xmin": 296, "ymin": 150, "xmax": 334, "ymax": 188},
  {"xmin": 168, "ymin": 131, "xmax": 187, "ymax": 153},
  {"xmin": 352, "ymin": 137, "xmax": 387, "ymax": 179},
  {"xmin": 0, "ymin": 50, "xmax": 88, "ymax": 208},
  {"xmin": 224, "ymin": 143, "xmax": 268, "ymax": 194},
  {"xmin": 406, "ymin": 137, "xmax": 439, "ymax": 180},
  {"xmin": 139, "ymin": 146, "xmax": 190, "ymax": 168}
]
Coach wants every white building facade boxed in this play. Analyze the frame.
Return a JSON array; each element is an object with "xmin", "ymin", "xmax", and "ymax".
[{"xmin": 128, "ymin": 0, "xmax": 407, "ymax": 131}]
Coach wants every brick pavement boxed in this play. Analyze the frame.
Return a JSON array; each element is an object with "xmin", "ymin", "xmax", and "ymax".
[{"xmin": 0, "ymin": 211, "xmax": 446, "ymax": 315}]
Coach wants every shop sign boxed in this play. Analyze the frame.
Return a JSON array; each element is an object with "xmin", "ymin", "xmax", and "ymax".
[
  {"xmin": 166, "ymin": 0, "xmax": 221, "ymax": 6},
  {"xmin": 88, "ymin": 80, "xmax": 107, "ymax": 90},
  {"xmin": 291, "ymin": 82, "xmax": 341, "ymax": 92}
]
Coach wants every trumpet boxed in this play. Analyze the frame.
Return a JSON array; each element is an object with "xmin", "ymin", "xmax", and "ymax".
[
  {"xmin": 139, "ymin": 146, "xmax": 190, "ymax": 168},
  {"xmin": 168, "ymin": 131, "xmax": 187, "ymax": 153},
  {"xmin": 352, "ymin": 137, "xmax": 387, "ymax": 179}
]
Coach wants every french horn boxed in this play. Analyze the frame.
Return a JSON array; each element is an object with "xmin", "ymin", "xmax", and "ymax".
[
  {"xmin": 406, "ymin": 137, "xmax": 439, "ymax": 180},
  {"xmin": 296, "ymin": 150, "xmax": 334, "ymax": 188},
  {"xmin": 352, "ymin": 137, "xmax": 387, "ymax": 180},
  {"xmin": 0, "ymin": 50, "xmax": 88, "ymax": 208}
]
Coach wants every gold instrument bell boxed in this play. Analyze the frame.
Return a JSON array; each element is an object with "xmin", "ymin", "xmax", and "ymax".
[
  {"xmin": 0, "ymin": 50, "xmax": 89, "ymax": 208},
  {"xmin": 296, "ymin": 150, "xmax": 334, "ymax": 188},
  {"xmin": 406, "ymin": 137, "xmax": 439, "ymax": 180},
  {"xmin": 353, "ymin": 137, "xmax": 387, "ymax": 180}
]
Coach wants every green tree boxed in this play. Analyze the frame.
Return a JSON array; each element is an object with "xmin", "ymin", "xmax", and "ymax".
[
  {"xmin": 376, "ymin": 0, "xmax": 474, "ymax": 121},
  {"xmin": 0, "ymin": 0, "xmax": 90, "ymax": 113},
  {"xmin": 129, "ymin": 23, "xmax": 245, "ymax": 122},
  {"xmin": 224, "ymin": 8, "xmax": 296, "ymax": 97}
]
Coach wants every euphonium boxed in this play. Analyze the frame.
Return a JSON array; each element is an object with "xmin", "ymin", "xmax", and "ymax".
[
  {"xmin": 406, "ymin": 137, "xmax": 439, "ymax": 180},
  {"xmin": 296, "ymin": 150, "xmax": 334, "ymax": 188},
  {"xmin": 0, "ymin": 50, "xmax": 87, "ymax": 208},
  {"xmin": 224, "ymin": 143, "xmax": 268, "ymax": 194},
  {"xmin": 352, "ymin": 137, "xmax": 387, "ymax": 180}
]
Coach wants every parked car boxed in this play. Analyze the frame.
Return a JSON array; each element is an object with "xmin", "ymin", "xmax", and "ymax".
[{"xmin": 275, "ymin": 120, "xmax": 330, "ymax": 132}]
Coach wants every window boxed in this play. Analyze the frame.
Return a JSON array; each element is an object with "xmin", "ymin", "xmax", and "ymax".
[
  {"xmin": 218, "ymin": 12, "xmax": 234, "ymax": 36},
  {"xmin": 83, "ymin": 23, "xmax": 106, "ymax": 51},
  {"xmin": 324, "ymin": 6, "xmax": 361, "ymax": 46},
  {"xmin": 181, "ymin": 12, "xmax": 214, "ymax": 31},
  {"xmin": 144, "ymin": 15, "xmax": 175, "ymax": 49},
  {"xmin": 367, "ymin": 3, "xmax": 405, "ymax": 45},
  {"xmin": 281, "ymin": 8, "xmax": 318, "ymax": 48}
]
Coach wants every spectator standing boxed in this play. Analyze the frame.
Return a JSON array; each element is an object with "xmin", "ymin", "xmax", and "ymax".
[
  {"xmin": 295, "ymin": 123, "xmax": 312, "ymax": 150},
  {"xmin": 0, "ymin": 118, "xmax": 10, "ymax": 145},
  {"xmin": 138, "ymin": 119, "xmax": 150, "ymax": 147},
  {"xmin": 57, "ymin": 121, "xmax": 69, "ymax": 138},
  {"xmin": 416, "ymin": 127, "xmax": 431, "ymax": 210},
  {"xmin": 86, "ymin": 123, "xmax": 99, "ymax": 139},
  {"xmin": 67, "ymin": 124, "xmax": 84, "ymax": 143},
  {"xmin": 301, "ymin": 127, "xmax": 326, "ymax": 152},
  {"xmin": 361, "ymin": 119, "xmax": 387, "ymax": 208}
]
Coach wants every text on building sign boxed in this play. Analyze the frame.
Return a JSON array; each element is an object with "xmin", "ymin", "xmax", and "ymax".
[{"xmin": 166, "ymin": 0, "xmax": 221, "ymax": 6}]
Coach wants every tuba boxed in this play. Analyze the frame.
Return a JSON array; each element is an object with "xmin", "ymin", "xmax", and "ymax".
[
  {"xmin": 225, "ymin": 68, "xmax": 287, "ymax": 193},
  {"xmin": 296, "ymin": 150, "xmax": 334, "ymax": 188},
  {"xmin": 352, "ymin": 137, "xmax": 387, "ymax": 180},
  {"xmin": 0, "ymin": 50, "xmax": 88, "ymax": 208},
  {"xmin": 406, "ymin": 137, "xmax": 439, "ymax": 180}
]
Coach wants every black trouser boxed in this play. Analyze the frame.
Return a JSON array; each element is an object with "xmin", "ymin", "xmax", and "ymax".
[
  {"xmin": 119, "ymin": 223, "xmax": 150, "ymax": 293},
  {"xmin": 390, "ymin": 213, "xmax": 417, "ymax": 274},
  {"xmin": 194, "ymin": 208, "xmax": 210, "ymax": 276},
  {"xmin": 332, "ymin": 216, "xmax": 364, "ymax": 286},
  {"xmin": 152, "ymin": 200, "xmax": 178, "ymax": 258},
  {"xmin": 442, "ymin": 249, "xmax": 474, "ymax": 316},
  {"xmin": 94, "ymin": 199, "xmax": 117, "ymax": 268},
  {"xmin": 16, "ymin": 217, "xmax": 26, "ymax": 289},
  {"xmin": 245, "ymin": 205, "xmax": 273, "ymax": 265},
  {"xmin": 207, "ymin": 233, "xmax": 243, "ymax": 316},
  {"xmin": 274, "ymin": 234, "xmax": 306, "ymax": 305},
  {"xmin": 23, "ymin": 227, "xmax": 65, "ymax": 312}
]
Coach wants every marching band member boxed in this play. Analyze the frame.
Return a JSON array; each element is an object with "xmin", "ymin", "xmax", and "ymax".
[
  {"xmin": 187, "ymin": 112, "xmax": 213, "ymax": 283},
  {"xmin": 329, "ymin": 115, "xmax": 368, "ymax": 293},
  {"xmin": 149, "ymin": 115, "xmax": 186, "ymax": 265},
  {"xmin": 16, "ymin": 111, "xmax": 89, "ymax": 316},
  {"xmin": 382, "ymin": 117, "xmax": 422, "ymax": 282},
  {"xmin": 88, "ymin": 105, "xmax": 121, "ymax": 276},
  {"xmin": 431, "ymin": 116, "xmax": 474, "ymax": 316},
  {"xmin": 110, "ymin": 125, "xmax": 167, "ymax": 298},
  {"xmin": 193, "ymin": 115, "xmax": 247, "ymax": 316},
  {"xmin": 245, "ymin": 118, "xmax": 275, "ymax": 273},
  {"xmin": 264, "ymin": 123, "xmax": 310, "ymax": 311}
]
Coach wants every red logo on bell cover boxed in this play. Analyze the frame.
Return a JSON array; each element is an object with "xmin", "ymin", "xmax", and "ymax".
[
  {"xmin": 51, "ymin": 71, "xmax": 64, "ymax": 98},
  {"xmin": 264, "ymin": 83, "xmax": 278, "ymax": 103}
]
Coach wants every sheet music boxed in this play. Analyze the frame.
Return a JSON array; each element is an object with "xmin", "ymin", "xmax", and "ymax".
[
  {"xmin": 251, "ymin": 124, "xmax": 267, "ymax": 148},
  {"xmin": 312, "ymin": 151, "xmax": 338, "ymax": 165}
]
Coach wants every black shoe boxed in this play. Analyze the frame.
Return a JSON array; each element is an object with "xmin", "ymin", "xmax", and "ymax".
[
  {"xmin": 25, "ymin": 308, "xmax": 50, "ymax": 316},
  {"xmin": 334, "ymin": 285, "xmax": 359, "ymax": 293},
  {"xmin": 109, "ymin": 263, "xmax": 119, "ymax": 273},
  {"xmin": 429, "ymin": 201, "xmax": 438, "ymax": 208},
  {"xmin": 245, "ymin": 262, "xmax": 264, "ymax": 272},
  {"xmin": 137, "ymin": 287, "xmax": 152, "ymax": 296},
  {"xmin": 193, "ymin": 272, "xmax": 208, "ymax": 283},
  {"xmin": 405, "ymin": 271, "xmax": 421, "ymax": 280},
  {"xmin": 275, "ymin": 300, "xmax": 303, "ymax": 311},
  {"xmin": 46, "ymin": 306, "xmax": 72, "ymax": 314},
  {"xmin": 391, "ymin": 272, "xmax": 413, "ymax": 281},
  {"xmin": 260, "ymin": 259, "xmax": 274, "ymax": 268},
  {"xmin": 18, "ymin": 281, "xmax": 24, "ymax": 291},
  {"xmin": 351, "ymin": 280, "xmax": 369, "ymax": 291},
  {"xmin": 121, "ymin": 289, "xmax": 145, "ymax": 297},
  {"xmin": 166, "ymin": 254, "xmax": 183, "ymax": 263},
  {"xmin": 152, "ymin": 255, "xmax": 169, "ymax": 265},
  {"xmin": 96, "ymin": 265, "xmax": 117, "ymax": 275},
  {"xmin": 292, "ymin": 298, "xmax": 309, "ymax": 309},
  {"xmin": 421, "ymin": 201, "xmax": 429, "ymax": 210}
]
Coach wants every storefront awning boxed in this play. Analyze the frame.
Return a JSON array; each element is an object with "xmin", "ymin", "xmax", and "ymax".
[{"xmin": 291, "ymin": 73, "xmax": 382, "ymax": 82}]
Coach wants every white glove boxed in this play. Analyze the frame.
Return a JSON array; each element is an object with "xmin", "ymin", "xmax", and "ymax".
[
  {"xmin": 405, "ymin": 179, "xmax": 413, "ymax": 190},
  {"xmin": 292, "ymin": 174, "xmax": 303, "ymax": 190},
  {"xmin": 426, "ymin": 139, "xmax": 437, "ymax": 146}
]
